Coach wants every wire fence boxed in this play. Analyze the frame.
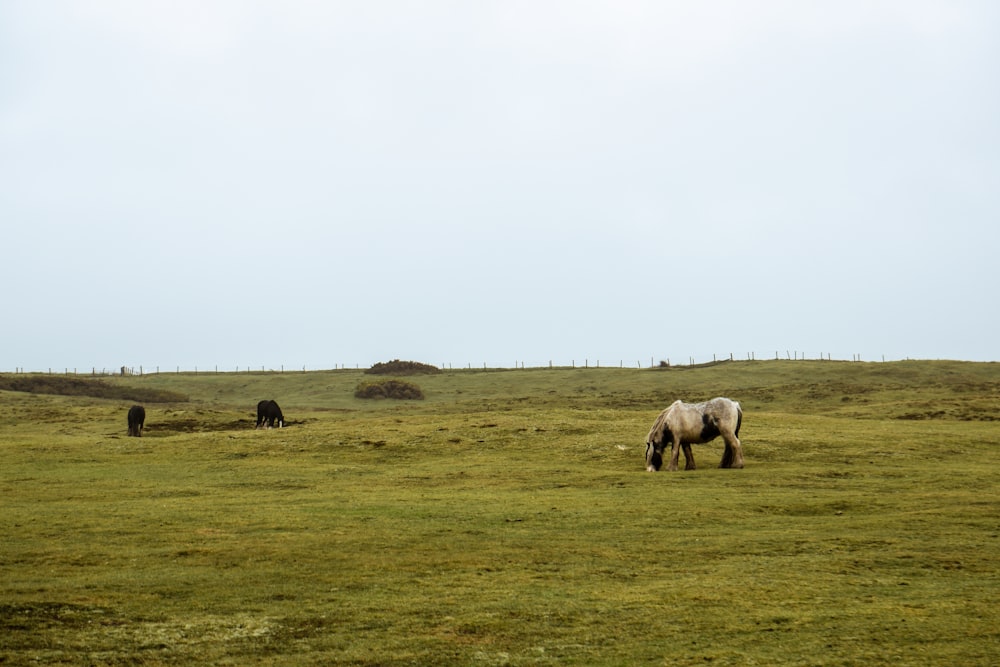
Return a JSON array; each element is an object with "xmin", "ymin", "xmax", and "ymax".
[{"xmin": 5, "ymin": 352, "xmax": 907, "ymax": 376}]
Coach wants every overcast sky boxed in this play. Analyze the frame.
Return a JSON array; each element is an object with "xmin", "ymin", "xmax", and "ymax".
[{"xmin": 2, "ymin": 1, "xmax": 998, "ymax": 371}]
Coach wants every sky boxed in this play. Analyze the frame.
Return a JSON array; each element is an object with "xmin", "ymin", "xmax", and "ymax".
[{"xmin": 2, "ymin": 1, "xmax": 998, "ymax": 371}]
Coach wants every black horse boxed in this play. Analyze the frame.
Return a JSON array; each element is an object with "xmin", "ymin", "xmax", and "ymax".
[
  {"xmin": 127, "ymin": 405, "xmax": 145, "ymax": 437},
  {"xmin": 256, "ymin": 400, "xmax": 285, "ymax": 429}
]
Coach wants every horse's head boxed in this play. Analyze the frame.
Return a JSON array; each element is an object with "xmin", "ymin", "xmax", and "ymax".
[
  {"xmin": 645, "ymin": 417, "xmax": 672, "ymax": 471},
  {"xmin": 645, "ymin": 440, "xmax": 663, "ymax": 472}
]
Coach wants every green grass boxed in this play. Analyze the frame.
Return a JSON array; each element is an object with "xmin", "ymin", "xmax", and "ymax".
[{"xmin": 2, "ymin": 361, "xmax": 999, "ymax": 665}]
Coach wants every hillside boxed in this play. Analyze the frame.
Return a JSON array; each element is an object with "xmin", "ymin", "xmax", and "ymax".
[
  {"xmin": 78, "ymin": 358, "xmax": 1000, "ymax": 420},
  {"xmin": 1, "ymin": 359, "xmax": 998, "ymax": 664}
]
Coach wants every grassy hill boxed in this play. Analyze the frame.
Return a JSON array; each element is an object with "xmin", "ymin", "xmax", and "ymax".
[
  {"xmin": 90, "ymin": 358, "xmax": 1000, "ymax": 419},
  {"xmin": 1, "ymin": 360, "xmax": 998, "ymax": 664}
]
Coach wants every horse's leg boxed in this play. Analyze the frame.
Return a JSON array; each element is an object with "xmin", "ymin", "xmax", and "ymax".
[
  {"xmin": 720, "ymin": 441, "xmax": 733, "ymax": 468},
  {"xmin": 721, "ymin": 432, "xmax": 744, "ymax": 469},
  {"xmin": 682, "ymin": 443, "xmax": 696, "ymax": 470},
  {"xmin": 667, "ymin": 437, "xmax": 682, "ymax": 471}
]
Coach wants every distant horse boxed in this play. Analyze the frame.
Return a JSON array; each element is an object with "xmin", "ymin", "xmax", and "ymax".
[
  {"xmin": 645, "ymin": 397, "xmax": 743, "ymax": 471},
  {"xmin": 256, "ymin": 400, "xmax": 284, "ymax": 429},
  {"xmin": 127, "ymin": 405, "xmax": 145, "ymax": 437}
]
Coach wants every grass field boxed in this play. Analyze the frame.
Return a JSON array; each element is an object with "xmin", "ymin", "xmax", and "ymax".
[{"xmin": 2, "ymin": 360, "xmax": 999, "ymax": 665}]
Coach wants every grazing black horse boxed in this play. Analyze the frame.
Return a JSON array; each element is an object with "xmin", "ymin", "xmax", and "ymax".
[
  {"xmin": 645, "ymin": 397, "xmax": 744, "ymax": 471},
  {"xmin": 127, "ymin": 405, "xmax": 145, "ymax": 437},
  {"xmin": 256, "ymin": 400, "xmax": 284, "ymax": 429}
]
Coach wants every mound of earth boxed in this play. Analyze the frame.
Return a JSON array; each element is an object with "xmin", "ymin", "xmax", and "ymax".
[
  {"xmin": 365, "ymin": 360, "xmax": 440, "ymax": 376},
  {"xmin": 0, "ymin": 374, "xmax": 188, "ymax": 403}
]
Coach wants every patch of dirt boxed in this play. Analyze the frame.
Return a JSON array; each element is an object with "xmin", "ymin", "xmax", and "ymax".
[
  {"xmin": 141, "ymin": 414, "xmax": 310, "ymax": 436},
  {"xmin": 147, "ymin": 418, "xmax": 252, "ymax": 434},
  {"xmin": 0, "ymin": 602, "xmax": 125, "ymax": 644}
]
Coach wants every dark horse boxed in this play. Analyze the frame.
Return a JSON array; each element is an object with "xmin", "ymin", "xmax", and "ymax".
[
  {"xmin": 127, "ymin": 405, "xmax": 145, "ymax": 437},
  {"xmin": 645, "ymin": 397, "xmax": 744, "ymax": 471},
  {"xmin": 256, "ymin": 400, "xmax": 284, "ymax": 429}
]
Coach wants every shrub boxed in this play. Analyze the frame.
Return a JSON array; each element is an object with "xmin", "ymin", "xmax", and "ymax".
[
  {"xmin": 354, "ymin": 379, "xmax": 425, "ymax": 400},
  {"xmin": 366, "ymin": 360, "xmax": 440, "ymax": 376}
]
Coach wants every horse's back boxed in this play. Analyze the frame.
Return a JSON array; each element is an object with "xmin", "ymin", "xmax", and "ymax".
[{"xmin": 676, "ymin": 398, "xmax": 740, "ymax": 440}]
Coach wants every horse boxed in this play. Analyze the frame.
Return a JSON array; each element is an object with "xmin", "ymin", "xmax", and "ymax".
[
  {"xmin": 645, "ymin": 397, "xmax": 743, "ymax": 471},
  {"xmin": 256, "ymin": 400, "xmax": 284, "ymax": 429},
  {"xmin": 127, "ymin": 405, "xmax": 145, "ymax": 437}
]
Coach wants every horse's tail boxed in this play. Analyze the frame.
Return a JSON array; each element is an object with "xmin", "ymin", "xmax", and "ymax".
[{"xmin": 734, "ymin": 403, "xmax": 743, "ymax": 438}]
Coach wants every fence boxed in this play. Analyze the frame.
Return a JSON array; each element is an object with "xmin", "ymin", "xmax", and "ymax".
[{"xmin": 5, "ymin": 353, "xmax": 906, "ymax": 376}]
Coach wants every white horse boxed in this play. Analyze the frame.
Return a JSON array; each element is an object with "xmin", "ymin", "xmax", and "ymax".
[{"xmin": 645, "ymin": 397, "xmax": 744, "ymax": 471}]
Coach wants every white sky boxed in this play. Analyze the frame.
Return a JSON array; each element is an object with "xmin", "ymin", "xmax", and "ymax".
[{"xmin": 2, "ymin": 1, "xmax": 998, "ymax": 371}]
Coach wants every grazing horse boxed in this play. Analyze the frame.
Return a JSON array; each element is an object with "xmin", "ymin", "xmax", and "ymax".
[
  {"xmin": 256, "ymin": 400, "xmax": 284, "ymax": 429},
  {"xmin": 645, "ymin": 397, "xmax": 743, "ymax": 471},
  {"xmin": 127, "ymin": 405, "xmax": 145, "ymax": 437}
]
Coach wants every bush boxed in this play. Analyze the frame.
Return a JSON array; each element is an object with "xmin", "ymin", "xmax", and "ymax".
[
  {"xmin": 354, "ymin": 379, "xmax": 425, "ymax": 400},
  {"xmin": 366, "ymin": 360, "xmax": 440, "ymax": 376}
]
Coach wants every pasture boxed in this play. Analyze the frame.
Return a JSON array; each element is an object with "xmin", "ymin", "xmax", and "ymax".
[{"xmin": 1, "ymin": 360, "xmax": 998, "ymax": 665}]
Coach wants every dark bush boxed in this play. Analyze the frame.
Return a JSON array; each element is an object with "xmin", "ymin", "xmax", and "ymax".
[
  {"xmin": 365, "ymin": 360, "xmax": 440, "ymax": 376},
  {"xmin": 354, "ymin": 379, "xmax": 425, "ymax": 400}
]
